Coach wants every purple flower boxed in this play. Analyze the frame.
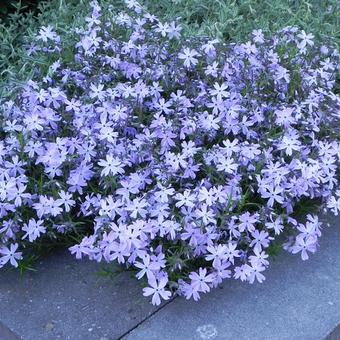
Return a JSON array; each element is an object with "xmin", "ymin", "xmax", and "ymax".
[
  {"xmin": 178, "ymin": 48, "xmax": 199, "ymax": 68},
  {"xmin": 265, "ymin": 216, "xmax": 284, "ymax": 235},
  {"xmin": 250, "ymin": 230, "xmax": 271, "ymax": 252},
  {"xmin": 57, "ymin": 190, "xmax": 76, "ymax": 212},
  {"xmin": 37, "ymin": 26, "xmax": 59, "ymax": 42},
  {"xmin": 278, "ymin": 134, "xmax": 301, "ymax": 156},
  {"xmin": 22, "ymin": 219, "xmax": 46, "ymax": 242},
  {"xmin": 135, "ymin": 254, "xmax": 160, "ymax": 280},
  {"xmin": 0, "ymin": 244, "xmax": 22, "ymax": 268},
  {"xmin": 189, "ymin": 267, "xmax": 214, "ymax": 293},
  {"xmin": 246, "ymin": 262, "xmax": 266, "ymax": 284},
  {"xmin": 205, "ymin": 244, "xmax": 228, "ymax": 266},
  {"xmin": 142, "ymin": 274, "xmax": 171, "ymax": 305},
  {"xmin": 212, "ymin": 260, "xmax": 232, "ymax": 286},
  {"xmin": 327, "ymin": 196, "xmax": 340, "ymax": 216},
  {"xmin": 239, "ymin": 212, "xmax": 259, "ymax": 233},
  {"xmin": 98, "ymin": 155, "xmax": 125, "ymax": 177},
  {"xmin": 291, "ymin": 236, "xmax": 317, "ymax": 260}
]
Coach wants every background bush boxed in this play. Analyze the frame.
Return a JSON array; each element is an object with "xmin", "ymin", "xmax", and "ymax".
[
  {"xmin": 1, "ymin": 0, "xmax": 339, "ymax": 93},
  {"xmin": 145, "ymin": 0, "xmax": 339, "ymax": 44}
]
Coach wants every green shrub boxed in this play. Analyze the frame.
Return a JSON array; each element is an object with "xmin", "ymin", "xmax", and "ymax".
[
  {"xmin": 1, "ymin": 0, "xmax": 338, "ymax": 95},
  {"xmin": 143, "ymin": 0, "xmax": 339, "ymax": 46}
]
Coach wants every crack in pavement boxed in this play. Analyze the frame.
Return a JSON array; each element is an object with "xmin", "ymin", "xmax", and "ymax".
[{"xmin": 118, "ymin": 296, "xmax": 178, "ymax": 340}]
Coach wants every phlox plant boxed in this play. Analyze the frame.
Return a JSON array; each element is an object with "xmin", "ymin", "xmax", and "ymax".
[{"xmin": 0, "ymin": 0, "xmax": 339, "ymax": 305}]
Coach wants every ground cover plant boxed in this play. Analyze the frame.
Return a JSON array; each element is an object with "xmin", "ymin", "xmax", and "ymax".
[
  {"xmin": 1, "ymin": 0, "xmax": 339, "ymax": 93},
  {"xmin": 0, "ymin": 0, "xmax": 102, "ymax": 99},
  {"xmin": 0, "ymin": 0, "xmax": 339, "ymax": 305},
  {"xmin": 145, "ymin": 0, "xmax": 340, "ymax": 45}
]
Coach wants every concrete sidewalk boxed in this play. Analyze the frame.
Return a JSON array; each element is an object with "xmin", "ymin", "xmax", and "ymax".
[
  {"xmin": 0, "ymin": 215, "xmax": 339, "ymax": 340},
  {"xmin": 0, "ymin": 250, "xmax": 159, "ymax": 339},
  {"xmin": 124, "ymin": 215, "xmax": 340, "ymax": 340},
  {"xmin": 0, "ymin": 322, "xmax": 20, "ymax": 339}
]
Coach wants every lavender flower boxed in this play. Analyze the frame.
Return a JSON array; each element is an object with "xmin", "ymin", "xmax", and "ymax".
[{"xmin": 0, "ymin": 0, "xmax": 339, "ymax": 305}]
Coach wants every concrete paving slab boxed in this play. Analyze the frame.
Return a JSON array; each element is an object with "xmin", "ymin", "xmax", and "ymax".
[
  {"xmin": 124, "ymin": 216, "xmax": 340, "ymax": 340},
  {"xmin": 0, "ymin": 250, "xmax": 158, "ymax": 340},
  {"xmin": 0, "ymin": 322, "xmax": 20, "ymax": 340},
  {"xmin": 326, "ymin": 324, "xmax": 340, "ymax": 340}
]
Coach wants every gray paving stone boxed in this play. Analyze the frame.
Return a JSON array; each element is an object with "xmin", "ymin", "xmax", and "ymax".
[
  {"xmin": 0, "ymin": 250, "xmax": 158, "ymax": 340},
  {"xmin": 325, "ymin": 323, "xmax": 340, "ymax": 340},
  {"xmin": 125, "ymin": 216, "xmax": 340, "ymax": 340},
  {"xmin": 0, "ymin": 322, "xmax": 20, "ymax": 340}
]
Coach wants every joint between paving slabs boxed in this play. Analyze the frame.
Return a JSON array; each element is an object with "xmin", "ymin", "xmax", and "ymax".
[
  {"xmin": 0, "ymin": 321, "xmax": 21, "ymax": 340},
  {"xmin": 324, "ymin": 323, "xmax": 340, "ymax": 340},
  {"xmin": 117, "ymin": 296, "xmax": 177, "ymax": 339}
]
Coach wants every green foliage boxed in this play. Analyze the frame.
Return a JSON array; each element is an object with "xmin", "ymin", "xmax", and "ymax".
[
  {"xmin": 0, "ymin": 0, "xmax": 39, "ymax": 18},
  {"xmin": 96, "ymin": 265, "xmax": 126, "ymax": 279},
  {"xmin": 0, "ymin": 0, "xmax": 90, "ymax": 94},
  {"xmin": 143, "ymin": 0, "xmax": 339, "ymax": 47},
  {"xmin": 0, "ymin": 0, "xmax": 338, "ymax": 96},
  {"xmin": 16, "ymin": 254, "xmax": 39, "ymax": 274},
  {"xmin": 266, "ymin": 242, "xmax": 281, "ymax": 257}
]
